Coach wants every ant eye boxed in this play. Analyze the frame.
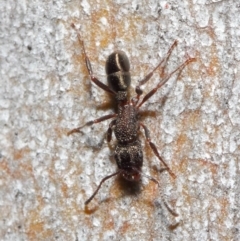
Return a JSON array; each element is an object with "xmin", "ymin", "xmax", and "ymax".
[{"xmin": 106, "ymin": 51, "xmax": 131, "ymax": 92}]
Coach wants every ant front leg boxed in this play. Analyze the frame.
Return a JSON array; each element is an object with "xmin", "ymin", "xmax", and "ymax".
[
  {"xmin": 137, "ymin": 57, "xmax": 196, "ymax": 108},
  {"xmin": 68, "ymin": 113, "xmax": 117, "ymax": 136},
  {"xmin": 140, "ymin": 123, "xmax": 176, "ymax": 179},
  {"xmin": 135, "ymin": 41, "xmax": 178, "ymax": 102},
  {"xmin": 71, "ymin": 23, "xmax": 116, "ymax": 95}
]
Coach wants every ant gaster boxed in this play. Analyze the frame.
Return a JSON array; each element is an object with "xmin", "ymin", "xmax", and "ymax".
[{"xmin": 68, "ymin": 24, "xmax": 195, "ymax": 205}]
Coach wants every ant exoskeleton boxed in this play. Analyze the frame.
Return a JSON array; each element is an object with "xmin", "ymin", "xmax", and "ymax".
[{"xmin": 68, "ymin": 23, "xmax": 195, "ymax": 205}]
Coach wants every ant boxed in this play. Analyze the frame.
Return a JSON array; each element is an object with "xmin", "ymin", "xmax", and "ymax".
[{"xmin": 68, "ymin": 23, "xmax": 195, "ymax": 205}]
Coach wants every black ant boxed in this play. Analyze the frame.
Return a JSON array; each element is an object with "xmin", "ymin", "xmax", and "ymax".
[{"xmin": 68, "ymin": 23, "xmax": 195, "ymax": 205}]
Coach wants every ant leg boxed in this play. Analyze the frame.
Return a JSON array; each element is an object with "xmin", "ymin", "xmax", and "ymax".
[
  {"xmin": 163, "ymin": 199, "xmax": 179, "ymax": 217},
  {"xmin": 68, "ymin": 113, "xmax": 117, "ymax": 136},
  {"xmin": 85, "ymin": 170, "xmax": 122, "ymax": 205},
  {"xmin": 133, "ymin": 168, "xmax": 178, "ymax": 217},
  {"xmin": 140, "ymin": 123, "xmax": 176, "ymax": 179},
  {"xmin": 71, "ymin": 23, "xmax": 116, "ymax": 95},
  {"xmin": 135, "ymin": 41, "xmax": 178, "ymax": 101},
  {"xmin": 107, "ymin": 119, "xmax": 116, "ymax": 142},
  {"xmin": 137, "ymin": 57, "xmax": 196, "ymax": 109},
  {"xmin": 132, "ymin": 167, "xmax": 160, "ymax": 187}
]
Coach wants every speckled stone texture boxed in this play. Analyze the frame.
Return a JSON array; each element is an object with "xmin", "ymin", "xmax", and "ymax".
[{"xmin": 0, "ymin": 0, "xmax": 240, "ymax": 240}]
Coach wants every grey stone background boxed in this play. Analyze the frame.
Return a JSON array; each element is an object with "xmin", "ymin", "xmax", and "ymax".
[{"xmin": 0, "ymin": 0, "xmax": 240, "ymax": 240}]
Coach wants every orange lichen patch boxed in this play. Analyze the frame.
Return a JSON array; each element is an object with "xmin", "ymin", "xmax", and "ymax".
[
  {"xmin": 13, "ymin": 147, "xmax": 30, "ymax": 160},
  {"xmin": 205, "ymin": 122, "xmax": 219, "ymax": 135},
  {"xmin": 145, "ymin": 179, "xmax": 159, "ymax": 198},
  {"xmin": 176, "ymin": 133, "xmax": 188, "ymax": 149},
  {"xmin": 181, "ymin": 109, "xmax": 201, "ymax": 129},
  {"xmin": 204, "ymin": 124, "xmax": 221, "ymax": 152},
  {"xmin": 119, "ymin": 221, "xmax": 130, "ymax": 234},
  {"xmin": 17, "ymin": 162, "xmax": 33, "ymax": 178},
  {"xmin": 27, "ymin": 220, "xmax": 45, "ymax": 237},
  {"xmin": 216, "ymin": 197, "xmax": 229, "ymax": 225},
  {"xmin": 54, "ymin": 126, "xmax": 68, "ymax": 138},
  {"xmin": 69, "ymin": 6, "xmax": 145, "ymax": 57},
  {"xmin": 103, "ymin": 216, "xmax": 115, "ymax": 230},
  {"xmin": 197, "ymin": 159, "xmax": 218, "ymax": 175},
  {"xmin": 117, "ymin": 15, "xmax": 144, "ymax": 43},
  {"xmin": 56, "ymin": 171, "xmax": 84, "ymax": 202},
  {"xmin": 90, "ymin": 10, "xmax": 113, "ymax": 45},
  {"xmin": 206, "ymin": 47, "xmax": 220, "ymax": 77},
  {"xmin": 60, "ymin": 181, "xmax": 69, "ymax": 198},
  {"xmin": 109, "ymin": 178, "xmax": 125, "ymax": 200},
  {"xmin": 0, "ymin": 159, "xmax": 11, "ymax": 176},
  {"xmin": 177, "ymin": 157, "xmax": 189, "ymax": 174},
  {"xmin": 1, "ymin": 148, "xmax": 33, "ymax": 179},
  {"xmin": 62, "ymin": 204, "xmax": 82, "ymax": 220},
  {"xmin": 209, "ymin": 163, "xmax": 218, "ymax": 176},
  {"xmin": 185, "ymin": 54, "xmax": 199, "ymax": 80},
  {"xmin": 26, "ymin": 207, "xmax": 53, "ymax": 240},
  {"xmin": 173, "ymin": 133, "xmax": 191, "ymax": 172},
  {"xmin": 182, "ymin": 186, "xmax": 193, "ymax": 204},
  {"xmin": 205, "ymin": 139, "xmax": 217, "ymax": 151},
  {"xmin": 71, "ymin": 46, "xmax": 86, "ymax": 73},
  {"xmin": 194, "ymin": 38, "xmax": 220, "ymax": 80}
]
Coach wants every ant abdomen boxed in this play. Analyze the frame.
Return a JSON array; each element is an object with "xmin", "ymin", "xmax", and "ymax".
[{"xmin": 106, "ymin": 51, "xmax": 131, "ymax": 94}]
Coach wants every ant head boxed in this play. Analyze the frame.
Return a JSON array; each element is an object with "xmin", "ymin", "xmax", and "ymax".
[{"xmin": 106, "ymin": 51, "xmax": 131, "ymax": 100}]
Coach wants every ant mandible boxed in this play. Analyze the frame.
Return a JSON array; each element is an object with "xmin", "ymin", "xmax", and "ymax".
[{"xmin": 68, "ymin": 23, "xmax": 195, "ymax": 205}]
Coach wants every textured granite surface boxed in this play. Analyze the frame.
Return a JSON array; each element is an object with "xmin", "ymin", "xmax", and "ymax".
[{"xmin": 1, "ymin": 0, "xmax": 239, "ymax": 240}]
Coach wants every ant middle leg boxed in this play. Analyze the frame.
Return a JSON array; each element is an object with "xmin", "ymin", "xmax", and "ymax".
[
  {"xmin": 140, "ymin": 123, "xmax": 176, "ymax": 179},
  {"xmin": 135, "ymin": 41, "xmax": 178, "ymax": 101},
  {"xmin": 71, "ymin": 23, "xmax": 116, "ymax": 95},
  {"xmin": 68, "ymin": 113, "xmax": 117, "ymax": 136},
  {"xmin": 107, "ymin": 119, "xmax": 116, "ymax": 142}
]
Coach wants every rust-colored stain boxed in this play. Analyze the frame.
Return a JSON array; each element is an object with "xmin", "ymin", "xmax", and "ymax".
[
  {"xmin": 13, "ymin": 147, "xmax": 30, "ymax": 160},
  {"xmin": 0, "ymin": 159, "xmax": 11, "ymax": 176},
  {"xmin": 217, "ymin": 197, "xmax": 229, "ymax": 226},
  {"xmin": 197, "ymin": 159, "xmax": 218, "ymax": 176},
  {"xmin": 26, "ymin": 206, "xmax": 53, "ymax": 240},
  {"xmin": 144, "ymin": 180, "xmax": 159, "ymax": 199},
  {"xmin": 1, "ymin": 148, "xmax": 33, "ymax": 179},
  {"xmin": 173, "ymin": 110, "xmax": 202, "ymax": 167},
  {"xmin": 103, "ymin": 217, "xmax": 115, "ymax": 230},
  {"xmin": 183, "ymin": 110, "xmax": 201, "ymax": 128},
  {"xmin": 178, "ymin": 157, "xmax": 189, "ymax": 174},
  {"xmin": 182, "ymin": 185, "xmax": 193, "ymax": 205},
  {"xmin": 206, "ymin": 51, "xmax": 220, "ymax": 77},
  {"xmin": 60, "ymin": 181, "xmax": 69, "ymax": 198},
  {"xmin": 119, "ymin": 221, "xmax": 130, "ymax": 234},
  {"xmin": 176, "ymin": 133, "xmax": 188, "ymax": 149}
]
